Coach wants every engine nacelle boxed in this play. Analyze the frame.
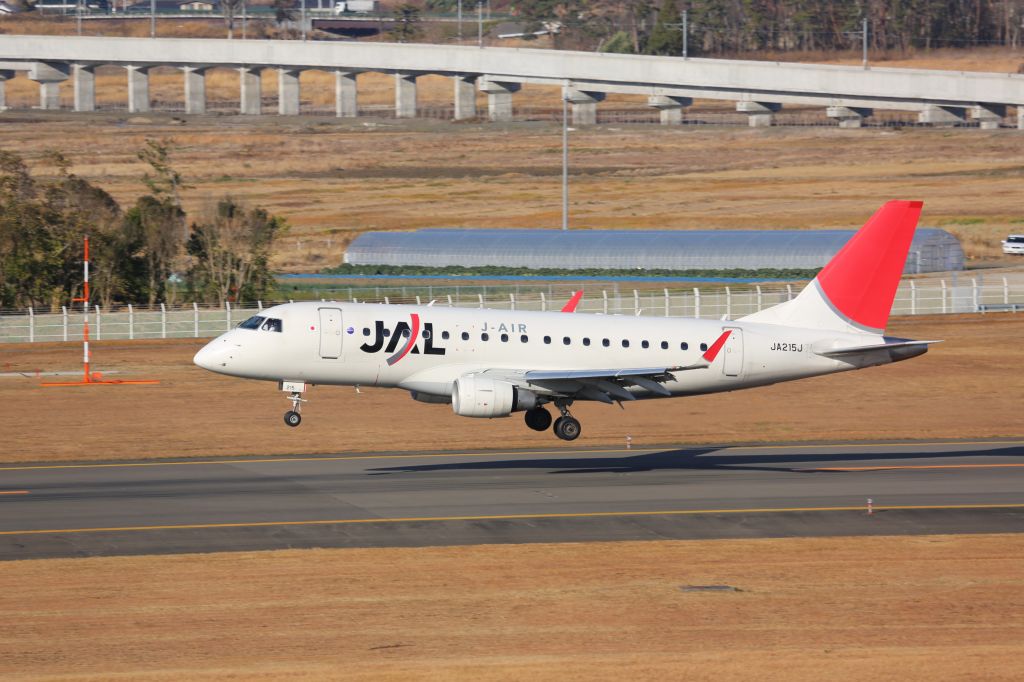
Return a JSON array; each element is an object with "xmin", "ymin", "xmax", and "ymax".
[{"xmin": 452, "ymin": 374, "xmax": 538, "ymax": 418}]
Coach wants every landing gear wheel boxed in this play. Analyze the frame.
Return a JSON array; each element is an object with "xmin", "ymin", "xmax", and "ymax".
[
  {"xmin": 284, "ymin": 410, "xmax": 302, "ymax": 427},
  {"xmin": 553, "ymin": 416, "xmax": 581, "ymax": 441},
  {"xmin": 525, "ymin": 407, "xmax": 553, "ymax": 432}
]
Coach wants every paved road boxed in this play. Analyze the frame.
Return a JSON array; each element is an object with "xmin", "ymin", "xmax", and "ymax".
[{"xmin": 2, "ymin": 440, "xmax": 1023, "ymax": 559}]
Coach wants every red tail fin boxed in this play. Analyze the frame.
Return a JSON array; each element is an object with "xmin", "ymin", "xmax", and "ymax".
[{"xmin": 816, "ymin": 200, "xmax": 922, "ymax": 332}]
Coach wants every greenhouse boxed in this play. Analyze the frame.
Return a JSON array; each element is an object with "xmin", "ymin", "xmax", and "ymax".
[{"xmin": 344, "ymin": 228, "xmax": 964, "ymax": 274}]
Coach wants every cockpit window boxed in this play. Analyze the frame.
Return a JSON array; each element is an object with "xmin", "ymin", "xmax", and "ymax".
[
  {"xmin": 239, "ymin": 315, "xmax": 265, "ymax": 330},
  {"xmin": 261, "ymin": 318, "xmax": 283, "ymax": 333}
]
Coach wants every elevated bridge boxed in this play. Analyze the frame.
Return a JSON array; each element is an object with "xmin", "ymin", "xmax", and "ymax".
[{"xmin": 0, "ymin": 35, "xmax": 1021, "ymax": 127}]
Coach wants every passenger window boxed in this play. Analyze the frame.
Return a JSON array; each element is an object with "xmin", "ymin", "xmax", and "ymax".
[
  {"xmin": 401, "ymin": 329, "xmax": 410, "ymax": 338},
  {"xmin": 621, "ymin": 340, "xmax": 630, "ymax": 348},
  {"xmin": 362, "ymin": 327, "xmax": 371, "ymax": 336},
  {"xmin": 583, "ymin": 338, "xmax": 591, "ymax": 346},
  {"xmin": 700, "ymin": 342, "xmax": 708, "ymax": 351},
  {"xmin": 461, "ymin": 331, "xmax": 469, "ymax": 341},
  {"xmin": 422, "ymin": 329, "xmax": 432, "ymax": 340},
  {"xmin": 680, "ymin": 342, "xmax": 689, "ymax": 350},
  {"xmin": 641, "ymin": 340, "xmax": 649, "ymax": 349},
  {"xmin": 501, "ymin": 333, "xmax": 509, "ymax": 342},
  {"xmin": 660, "ymin": 341, "xmax": 668, "ymax": 350},
  {"xmin": 602, "ymin": 338, "xmax": 610, "ymax": 347},
  {"xmin": 442, "ymin": 331, "xmax": 450, "ymax": 340},
  {"xmin": 383, "ymin": 329, "xmax": 391, "ymax": 337},
  {"xmin": 481, "ymin": 333, "xmax": 489, "ymax": 341},
  {"xmin": 544, "ymin": 336, "xmax": 552, "ymax": 344},
  {"xmin": 563, "ymin": 336, "xmax": 571, "ymax": 345},
  {"xmin": 520, "ymin": 334, "xmax": 529, "ymax": 343},
  {"xmin": 238, "ymin": 316, "xmax": 265, "ymax": 330}
]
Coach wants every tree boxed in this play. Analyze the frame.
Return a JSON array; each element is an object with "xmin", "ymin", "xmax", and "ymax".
[
  {"xmin": 645, "ymin": 0, "xmax": 682, "ymax": 55},
  {"xmin": 222, "ymin": 0, "xmax": 244, "ymax": 39},
  {"xmin": 186, "ymin": 198, "xmax": 287, "ymax": 304},
  {"xmin": 388, "ymin": 3, "xmax": 423, "ymax": 42},
  {"xmin": 272, "ymin": 0, "xmax": 296, "ymax": 26}
]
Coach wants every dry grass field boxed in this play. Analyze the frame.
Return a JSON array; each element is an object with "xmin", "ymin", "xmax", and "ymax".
[
  {"xmin": 0, "ymin": 313, "xmax": 1021, "ymax": 463},
  {"xmin": 0, "ymin": 116, "xmax": 1022, "ymax": 273},
  {"xmin": 1, "ymin": 534, "xmax": 1022, "ymax": 680}
]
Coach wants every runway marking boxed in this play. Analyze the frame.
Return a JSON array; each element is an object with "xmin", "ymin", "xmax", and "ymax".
[
  {"xmin": 2, "ymin": 439, "xmax": 1022, "ymax": 473},
  {"xmin": 811, "ymin": 464, "xmax": 1024, "ymax": 472},
  {"xmin": 0, "ymin": 491, "xmax": 29, "ymax": 495},
  {"xmin": 3, "ymin": 503, "xmax": 1024, "ymax": 536}
]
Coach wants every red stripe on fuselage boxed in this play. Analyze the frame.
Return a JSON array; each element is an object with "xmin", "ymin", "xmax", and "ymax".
[{"xmin": 386, "ymin": 313, "xmax": 421, "ymax": 366}]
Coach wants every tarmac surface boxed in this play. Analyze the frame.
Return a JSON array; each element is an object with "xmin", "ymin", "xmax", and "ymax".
[{"xmin": 1, "ymin": 439, "xmax": 1023, "ymax": 560}]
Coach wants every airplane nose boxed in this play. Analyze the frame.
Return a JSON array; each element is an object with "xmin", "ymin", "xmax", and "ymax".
[{"xmin": 193, "ymin": 338, "xmax": 236, "ymax": 372}]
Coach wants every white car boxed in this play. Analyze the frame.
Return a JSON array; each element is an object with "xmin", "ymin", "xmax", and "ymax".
[{"xmin": 1003, "ymin": 234, "xmax": 1024, "ymax": 255}]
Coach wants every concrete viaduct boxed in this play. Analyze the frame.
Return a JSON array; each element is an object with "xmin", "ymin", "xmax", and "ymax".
[{"xmin": 0, "ymin": 35, "xmax": 1022, "ymax": 128}]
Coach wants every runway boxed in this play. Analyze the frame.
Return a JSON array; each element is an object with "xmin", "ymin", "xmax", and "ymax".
[{"xmin": 2, "ymin": 440, "xmax": 1023, "ymax": 560}]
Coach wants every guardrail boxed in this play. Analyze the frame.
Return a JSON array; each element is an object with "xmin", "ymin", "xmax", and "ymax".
[{"xmin": 1, "ymin": 275, "xmax": 1020, "ymax": 344}]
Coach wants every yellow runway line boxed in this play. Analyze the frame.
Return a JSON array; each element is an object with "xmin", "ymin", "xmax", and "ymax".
[
  {"xmin": 1, "ymin": 439, "xmax": 1022, "ymax": 473},
  {"xmin": 0, "ymin": 491, "xmax": 29, "ymax": 495},
  {"xmin": 3, "ymin": 503, "xmax": 1024, "ymax": 536}
]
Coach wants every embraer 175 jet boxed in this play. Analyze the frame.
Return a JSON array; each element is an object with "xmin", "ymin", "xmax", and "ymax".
[{"xmin": 194, "ymin": 201, "xmax": 937, "ymax": 441}]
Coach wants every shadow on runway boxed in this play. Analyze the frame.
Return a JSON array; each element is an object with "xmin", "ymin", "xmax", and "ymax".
[{"xmin": 366, "ymin": 444, "xmax": 1024, "ymax": 476}]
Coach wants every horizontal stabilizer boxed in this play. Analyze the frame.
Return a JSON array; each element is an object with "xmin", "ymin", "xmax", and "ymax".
[{"xmin": 815, "ymin": 339, "xmax": 941, "ymax": 358}]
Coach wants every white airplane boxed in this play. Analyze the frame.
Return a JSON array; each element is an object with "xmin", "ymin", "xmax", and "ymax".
[{"xmin": 194, "ymin": 201, "xmax": 938, "ymax": 441}]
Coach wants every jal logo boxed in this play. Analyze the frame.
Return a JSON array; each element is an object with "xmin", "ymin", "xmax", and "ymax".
[{"xmin": 359, "ymin": 313, "xmax": 446, "ymax": 366}]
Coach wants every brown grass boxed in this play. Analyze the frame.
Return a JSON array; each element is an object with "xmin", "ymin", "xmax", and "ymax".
[
  {"xmin": 1, "ymin": 116, "xmax": 1023, "ymax": 271},
  {"xmin": 1, "ymin": 534, "xmax": 1022, "ymax": 680},
  {"xmin": 0, "ymin": 313, "xmax": 1021, "ymax": 463}
]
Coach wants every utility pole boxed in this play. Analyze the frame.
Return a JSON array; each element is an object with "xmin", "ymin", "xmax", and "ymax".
[
  {"xmin": 457, "ymin": 0, "xmax": 462, "ymax": 41},
  {"xmin": 666, "ymin": 9, "xmax": 689, "ymax": 58},
  {"xmin": 862, "ymin": 17, "xmax": 869, "ymax": 69},
  {"xmin": 561, "ymin": 83, "xmax": 569, "ymax": 231},
  {"xmin": 150, "ymin": 0, "xmax": 155, "ymax": 37},
  {"xmin": 76, "ymin": 0, "xmax": 82, "ymax": 36},
  {"xmin": 301, "ymin": 0, "xmax": 307, "ymax": 40},
  {"xmin": 242, "ymin": 0, "xmax": 247, "ymax": 39},
  {"xmin": 477, "ymin": 1, "xmax": 483, "ymax": 47}
]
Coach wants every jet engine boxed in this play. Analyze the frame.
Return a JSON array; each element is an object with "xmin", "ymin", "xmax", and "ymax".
[{"xmin": 452, "ymin": 374, "xmax": 538, "ymax": 418}]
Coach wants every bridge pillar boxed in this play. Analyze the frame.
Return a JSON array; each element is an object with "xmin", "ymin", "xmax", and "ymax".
[
  {"xmin": 479, "ymin": 79, "xmax": 520, "ymax": 122},
  {"xmin": 970, "ymin": 104, "xmax": 1005, "ymax": 130},
  {"xmin": 0, "ymin": 71, "xmax": 13, "ymax": 111},
  {"xmin": 394, "ymin": 72, "xmax": 417, "ymax": 118},
  {"xmin": 918, "ymin": 105, "xmax": 966, "ymax": 127},
  {"xmin": 239, "ymin": 67, "xmax": 262, "ymax": 115},
  {"xmin": 453, "ymin": 75, "xmax": 477, "ymax": 120},
  {"xmin": 647, "ymin": 95, "xmax": 692, "ymax": 125},
  {"xmin": 737, "ymin": 101, "xmax": 781, "ymax": 127},
  {"xmin": 826, "ymin": 106, "xmax": 872, "ymax": 128},
  {"xmin": 126, "ymin": 65, "xmax": 150, "ymax": 113},
  {"xmin": 73, "ymin": 64, "xmax": 95, "ymax": 112},
  {"xmin": 278, "ymin": 68, "xmax": 300, "ymax": 116},
  {"xmin": 28, "ymin": 62, "xmax": 69, "ymax": 111},
  {"xmin": 183, "ymin": 66, "xmax": 206, "ymax": 115},
  {"xmin": 334, "ymin": 70, "xmax": 358, "ymax": 118},
  {"xmin": 564, "ymin": 87, "xmax": 605, "ymax": 126}
]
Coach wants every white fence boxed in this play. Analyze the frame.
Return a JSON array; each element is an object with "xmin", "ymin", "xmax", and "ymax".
[{"xmin": 1, "ymin": 276, "xmax": 1021, "ymax": 344}]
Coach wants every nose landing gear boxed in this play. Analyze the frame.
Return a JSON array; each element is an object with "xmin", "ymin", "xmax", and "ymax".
[{"xmin": 280, "ymin": 381, "xmax": 307, "ymax": 428}]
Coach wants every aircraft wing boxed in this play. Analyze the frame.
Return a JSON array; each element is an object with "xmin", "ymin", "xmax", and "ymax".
[
  {"xmin": 479, "ymin": 330, "xmax": 732, "ymax": 403},
  {"xmin": 481, "ymin": 365, "xmax": 704, "ymax": 403}
]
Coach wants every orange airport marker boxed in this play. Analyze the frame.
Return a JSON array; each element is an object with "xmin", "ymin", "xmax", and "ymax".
[{"xmin": 41, "ymin": 236, "xmax": 159, "ymax": 388}]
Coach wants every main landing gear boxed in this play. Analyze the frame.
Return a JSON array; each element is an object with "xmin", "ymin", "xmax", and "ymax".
[{"xmin": 524, "ymin": 401, "xmax": 581, "ymax": 442}]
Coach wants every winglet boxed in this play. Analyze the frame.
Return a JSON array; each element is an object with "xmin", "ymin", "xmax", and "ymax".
[
  {"xmin": 561, "ymin": 290, "xmax": 584, "ymax": 313},
  {"xmin": 702, "ymin": 331, "xmax": 732, "ymax": 362}
]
